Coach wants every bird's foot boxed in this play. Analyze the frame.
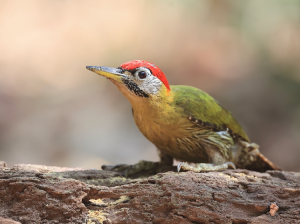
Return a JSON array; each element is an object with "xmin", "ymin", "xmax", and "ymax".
[
  {"xmin": 102, "ymin": 160, "xmax": 159, "ymax": 178},
  {"xmin": 177, "ymin": 162, "xmax": 236, "ymax": 173}
]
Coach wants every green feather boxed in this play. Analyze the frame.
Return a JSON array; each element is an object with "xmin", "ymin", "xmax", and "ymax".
[{"xmin": 171, "ymin": 85, "xmax": 249, "ymax": 142}]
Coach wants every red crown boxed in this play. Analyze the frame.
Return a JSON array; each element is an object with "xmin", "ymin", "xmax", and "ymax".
[{"xmin": 120, "ymin": 60, "xmax": 170, "ymax": 91}]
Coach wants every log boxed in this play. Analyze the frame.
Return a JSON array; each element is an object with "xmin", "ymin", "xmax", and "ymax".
[{"xmin": 0, "ymin": 161, "xmax": 299, "ymax": 224}]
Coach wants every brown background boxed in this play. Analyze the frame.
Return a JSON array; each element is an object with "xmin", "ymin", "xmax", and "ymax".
[{"xmin": 1, "ymin": 0, "xmax": 300, "ymax": 171}]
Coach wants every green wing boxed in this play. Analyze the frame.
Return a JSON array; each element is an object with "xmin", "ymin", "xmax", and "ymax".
[{"xmin": 171, "ymin": 85, "xmax": 249, "ymax": 142}]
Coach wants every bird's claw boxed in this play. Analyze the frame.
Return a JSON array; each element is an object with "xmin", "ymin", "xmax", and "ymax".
[
  {"xmin": 101, "ymin": 164, "xmax": 130, "ymax": 173},
  {"xmin": 225, "ymin": 162, "xmax": 236, "ymax": 169},
  {"xmin": 177, "ymin": 162, "xmax": 187, "ymax": 173},
  {"xmin": 177, "ymin": 161, "xmax": 236, "ymax": 173},
  {"xmin": 102, "ymin": 160, "xmax": 159, "ymax": 178}
]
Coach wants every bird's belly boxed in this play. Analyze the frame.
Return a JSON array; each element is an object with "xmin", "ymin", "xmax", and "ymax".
[{"xmin": 135, "ymin": 115, "xmax": 210, "ymax": 163}]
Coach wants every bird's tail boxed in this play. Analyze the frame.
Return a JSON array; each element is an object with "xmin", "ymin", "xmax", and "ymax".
[{"xmin": 233, "ymin": 141, "xmax": 281, "ymax": 172}]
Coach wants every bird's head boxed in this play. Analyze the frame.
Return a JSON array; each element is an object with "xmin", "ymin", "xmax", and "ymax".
[{"xmin": 86, "ymin": 60, "xmax": 171, "ymax": 102}]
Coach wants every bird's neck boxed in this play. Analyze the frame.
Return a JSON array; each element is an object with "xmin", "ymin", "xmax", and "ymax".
[{"xmin": 124, "ymin": 85, "xmax": 177, "ymax": 124}]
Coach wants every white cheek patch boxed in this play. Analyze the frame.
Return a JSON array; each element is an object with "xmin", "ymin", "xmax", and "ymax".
[
  {"xmin": 128, "ymin": 67, "xmax": 163, "ymax": 96},
  {"xmin": 136, "ymin": 75, "xmax": 162, "ymax": 95}
]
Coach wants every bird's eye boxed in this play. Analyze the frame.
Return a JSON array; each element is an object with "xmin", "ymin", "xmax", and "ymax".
[{"xmin": 138, "ymin": 71, "xmax": 147, "ymax": 79}]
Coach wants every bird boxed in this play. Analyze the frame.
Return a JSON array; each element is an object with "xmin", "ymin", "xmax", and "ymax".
[{"xmin": 86, "ymin": 60, "xmax": 280, "ymax": 176}]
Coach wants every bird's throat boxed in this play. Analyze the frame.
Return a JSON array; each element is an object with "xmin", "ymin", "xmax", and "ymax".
[{"xmin": 112, "ymin": 81, "xmax": 182, "ymax": 147}]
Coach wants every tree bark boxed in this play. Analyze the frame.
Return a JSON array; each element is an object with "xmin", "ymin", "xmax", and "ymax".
[{"xmin": 0, "ymin": 161, "xmax": 299, "ymax": 224}]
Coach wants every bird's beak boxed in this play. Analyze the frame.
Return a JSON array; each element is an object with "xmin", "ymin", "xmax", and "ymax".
[{"xmin": 86, "ymin": 66, "xmax": 126, "ymax": 83}]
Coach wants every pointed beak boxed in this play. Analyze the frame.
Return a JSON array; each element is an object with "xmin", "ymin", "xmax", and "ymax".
[{"xmin": 86, "ymin": 66, "xmax": 126, "ymax": 83}]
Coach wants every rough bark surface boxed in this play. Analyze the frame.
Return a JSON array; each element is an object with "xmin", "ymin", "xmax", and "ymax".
[{"xmin": 0, "ymin": 161, "xmax": 299, "ymax": 224}]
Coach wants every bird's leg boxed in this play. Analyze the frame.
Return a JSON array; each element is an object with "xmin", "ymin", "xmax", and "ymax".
[
  {"xmin": 101, "ymin": 161, "xmax": 156, "ymax": 178},
  {"xmin": 102, "ymin": 148, "xmax": 174, "ymax": 177},
  {"xmin": 101, "ymin": 160, "xmax": 158, "ymax": 177},
  {"xmin": 177, "ymin": 162, "xmax": 235, "ymax": 173},
  {"xmin": 123, "ymin": 160, "xmax": 159, "ymax": 177},
  {"xmin": 157, "ymin": 148, "xmax": 173, "ymax": 166},
  {"xmin": 122, "ymin": 149, "xmax": 174, "ymax": 177}
]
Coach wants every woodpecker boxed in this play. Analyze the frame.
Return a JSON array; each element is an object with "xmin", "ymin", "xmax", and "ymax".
[{"xmin": 86, "ymin": 60, "xmax": 280, "ymax": 176}]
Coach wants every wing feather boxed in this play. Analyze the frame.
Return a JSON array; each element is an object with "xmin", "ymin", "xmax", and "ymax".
[{"xmin": 172, "ymin": 85, "xmax": 249, "ymax": 142}]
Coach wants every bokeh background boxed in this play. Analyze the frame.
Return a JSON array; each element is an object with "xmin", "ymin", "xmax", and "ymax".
[{"xmin": 1, "ymin": 0, "xmax": 300, "ymax": 171}]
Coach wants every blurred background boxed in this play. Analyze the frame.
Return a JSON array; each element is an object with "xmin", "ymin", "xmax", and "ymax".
[{"xmin": 1, "ymin": 0, "xmax": 300, "ymax": 171}]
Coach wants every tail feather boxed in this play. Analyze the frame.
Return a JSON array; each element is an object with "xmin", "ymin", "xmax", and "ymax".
[{"xmin": 257, "ymin": 152, "xmax": 281, "ymax": 171}]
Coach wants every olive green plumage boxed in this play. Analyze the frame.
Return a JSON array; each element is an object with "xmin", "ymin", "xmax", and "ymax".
[{"xmin": 172, "ymin": 85, "xmax": 249, "ymax": 142}]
